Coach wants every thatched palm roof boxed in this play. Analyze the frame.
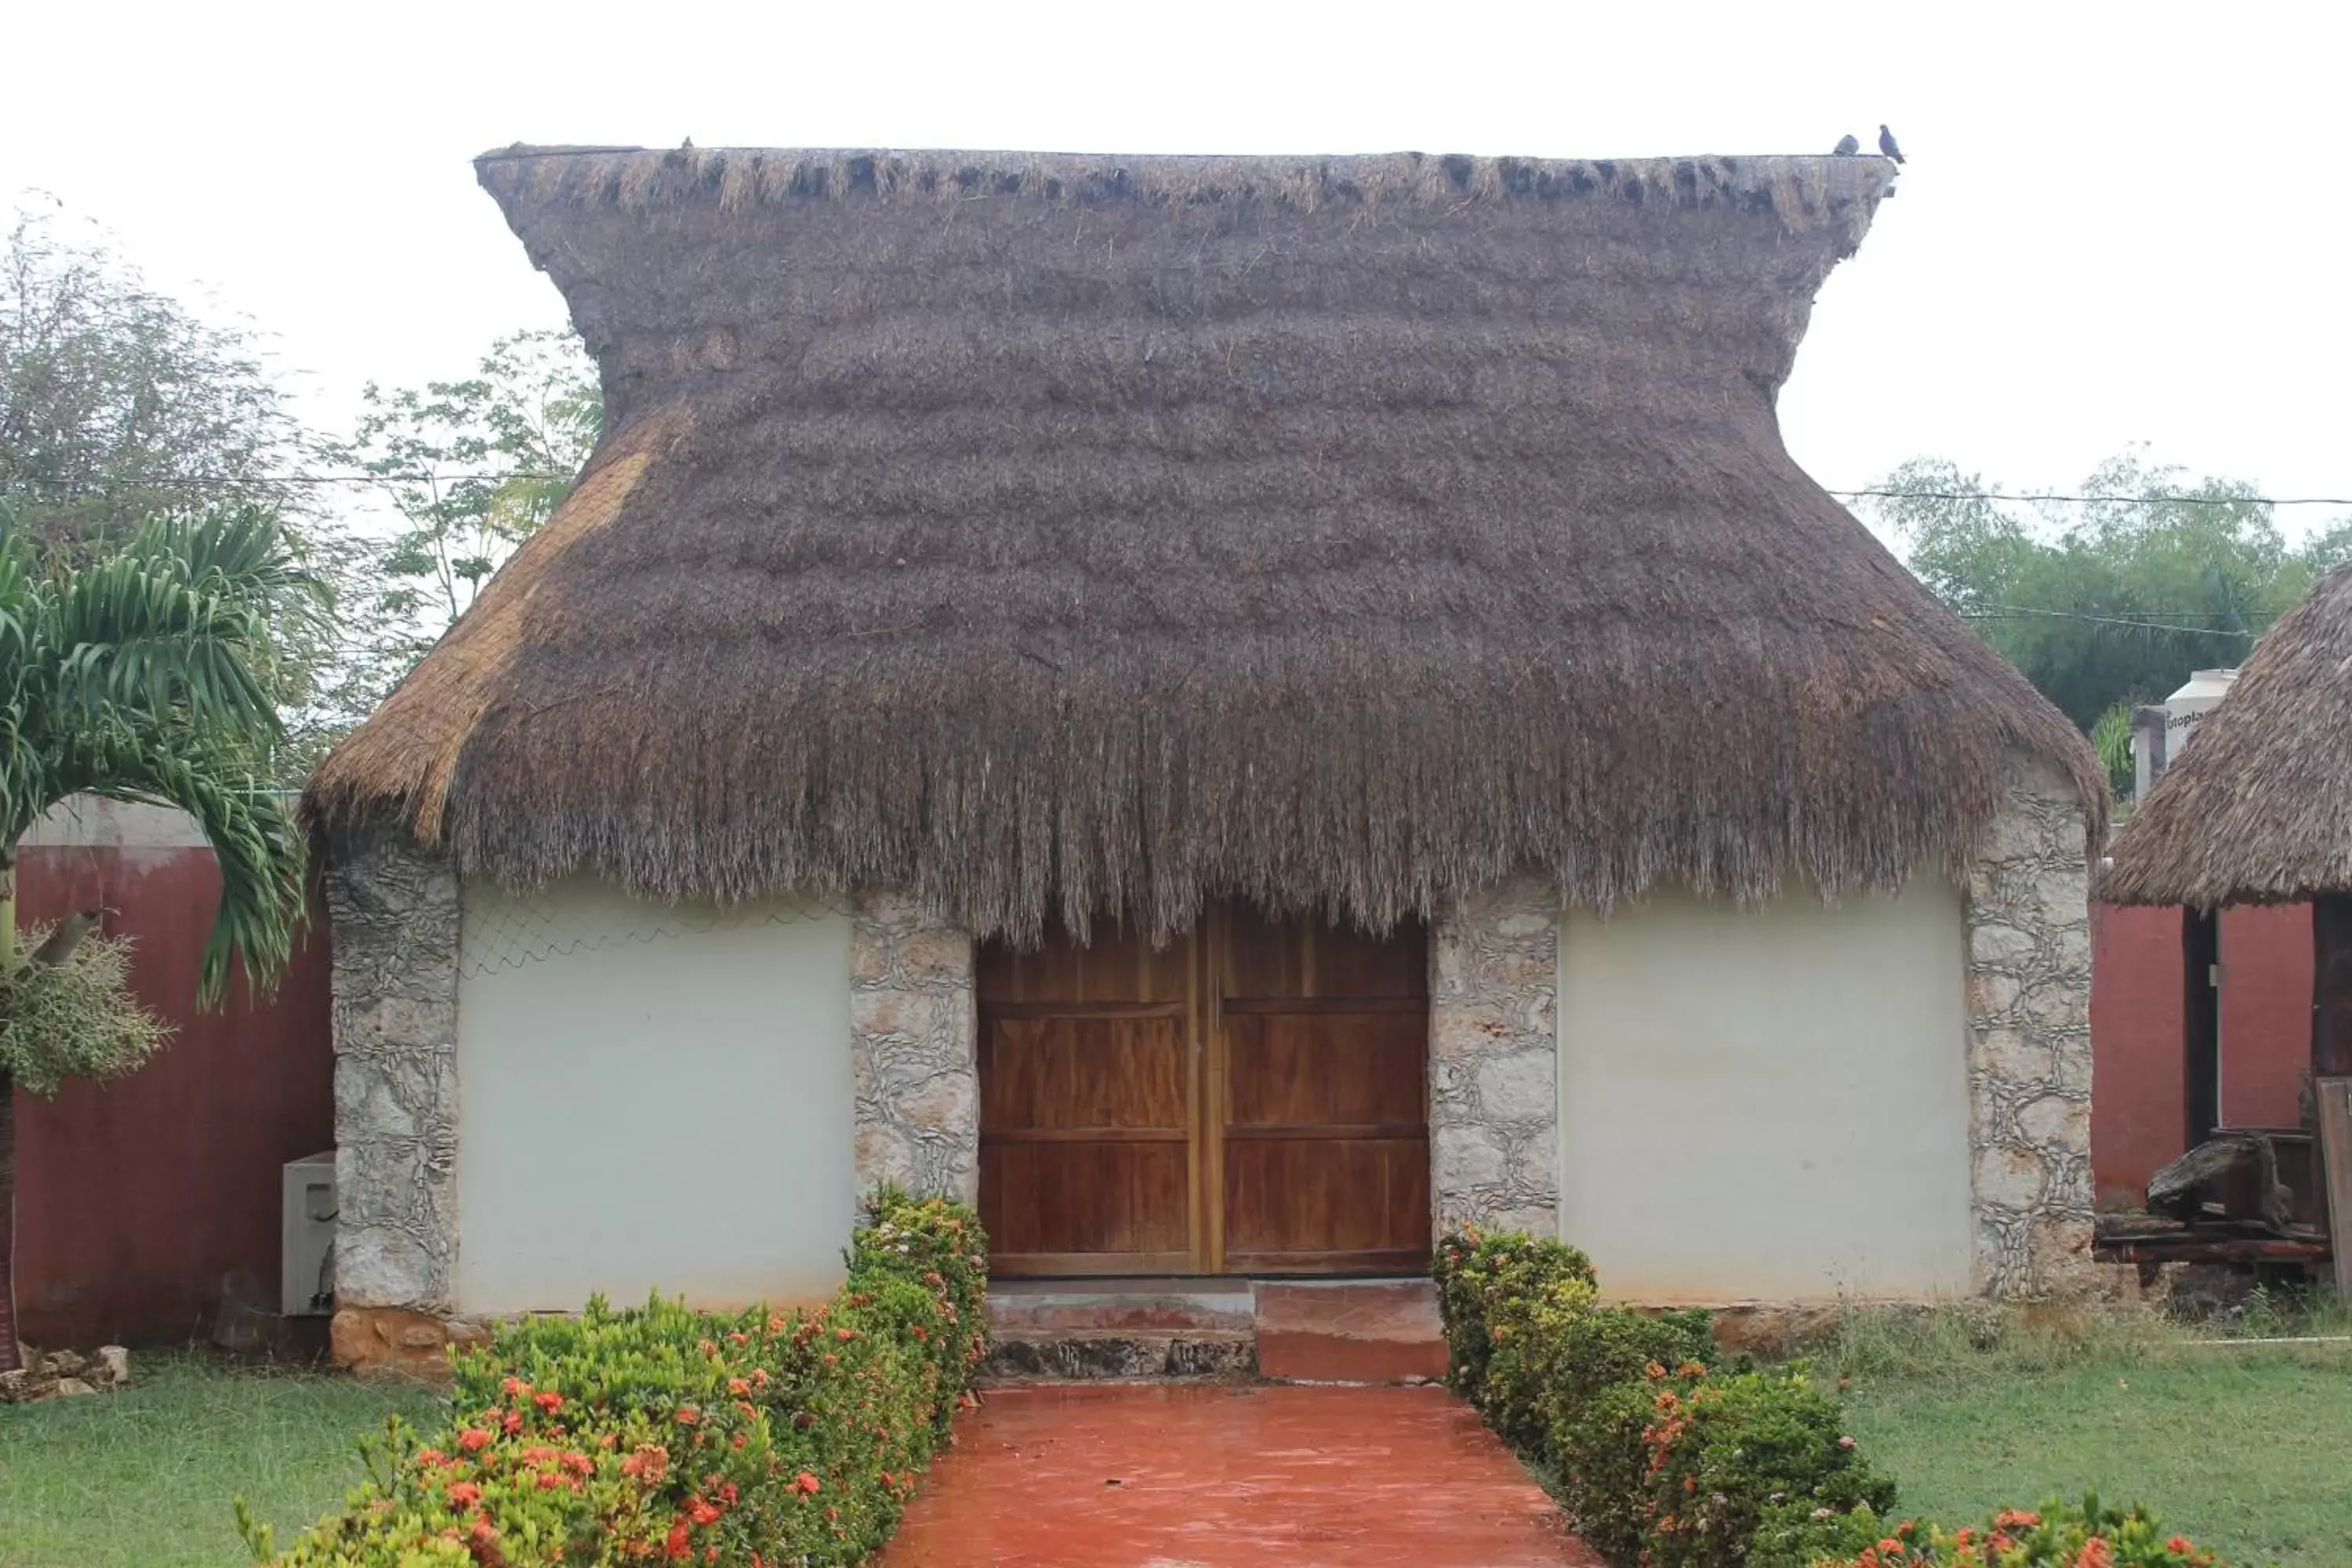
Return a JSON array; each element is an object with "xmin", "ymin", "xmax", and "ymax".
[
  {"xmin": 306, "ymin": 144, "xmax": 2102, "ymax": 941},
  {"xmin": 2102, "ymin": 564, "xmax": 2352, "ymax": 909}
]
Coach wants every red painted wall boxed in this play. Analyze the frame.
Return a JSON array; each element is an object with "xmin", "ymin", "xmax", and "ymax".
[
  {"xmin": 2090, "ymin": 903, "xmax": 2186, "ymax": 1207},
  {"xmin": 10, "ymin": 844, "xmax": 332, "ymax": 1347},
  {"xmin": 2089, "ymin": 899, "xmax": 2313, "ymax": 1207},
  {"xmin": 2218, "ymin": 902, "xmax": 2311, "ymax": 1130}
]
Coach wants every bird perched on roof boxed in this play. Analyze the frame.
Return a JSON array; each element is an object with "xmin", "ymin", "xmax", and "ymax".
[
  {"xmin": 1878, "ymin": 125, "xmax": 1906, "ymax": 164},
  {"xmin": 1833, "ymin": 134, "xmax": 1860, "ymax": 155}
]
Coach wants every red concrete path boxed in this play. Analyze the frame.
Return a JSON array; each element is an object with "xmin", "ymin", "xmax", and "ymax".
[{"xmin": 883, "ymin": 1384, "xmax": 1599, "ymax": 1567}]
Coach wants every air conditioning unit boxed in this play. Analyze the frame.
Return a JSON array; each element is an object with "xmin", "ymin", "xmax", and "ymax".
[{"xmin": 282, "ymin": 1152, "xmax": 337, "ymax": 1316}]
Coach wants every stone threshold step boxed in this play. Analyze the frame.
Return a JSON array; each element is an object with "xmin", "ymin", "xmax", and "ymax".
[{"xmin": 982, "ymin": 1328, "xmax": 1257, "ymax": 1382}]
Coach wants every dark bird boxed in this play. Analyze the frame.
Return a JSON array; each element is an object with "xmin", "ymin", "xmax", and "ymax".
[
  {"xmin": 1833, "ymin": 135, "xmax": 1860, "ymax": 155},
  {"xmin": 1878, "ymin": 125, "xmax": 1906, "ymax": 164}
]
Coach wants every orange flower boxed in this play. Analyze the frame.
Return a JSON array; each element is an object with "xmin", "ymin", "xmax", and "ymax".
[
  {"xmin": 665, "ymin": 1519, "xmax": 693, "ymax": 1561},
  {"xmin": 2167, "ymin": 1539, "xmax": 2194, "ymax": 1555},
  {"xmin": 503, "ymin": 1410, "xmax": 525, "ymax": 1436},
  {"xmin": 502, "ymin": 1377, "xmax": 532, "ymax": 1399},
  {"xmin": 457, "ymin": 1428, "xmax": 494, "ymax": 1453},
  {"xmin": 688, "ymin": 1497, "xmax": 724, "ymax": 1526},
  {"xmin": 794, "ymin": 1472, "xmax": 823, "ymax": 1496},
  {"xmin": 676, "ymin": 1406, "xmax": 700, "ymax": 1427},
  {"xmin": 1995, "ymin": 1511, "xmax": 2042, "ymax": 1529},
  {"xmin": 535, "ymin": 1391, "xmax": 565, "ymax": 1414},
  {"xmin": 447, "ymin": 1482, "xmax": 483, "ymax": 1509}
]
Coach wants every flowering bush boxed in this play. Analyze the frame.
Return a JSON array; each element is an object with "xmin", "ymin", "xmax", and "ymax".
[
  {"xmin": 1432, "ymin": 1229, "xmax": 2240, "ymax": 1568},
  {"xmin": 1432, "ymin": 1226, "xmax": 1596, "ymax": 1414},
  {"xmin": 240, "ymin": 1189, "xmax": 987, "ymax": 1566},
  {"xmin": 1632, "ymin": 1367, "xmax": 1893, "ymax": 1568},
  {"xmin": 1811, "ymin": 1496, "xmax": 2231, "ymax": 1567}
]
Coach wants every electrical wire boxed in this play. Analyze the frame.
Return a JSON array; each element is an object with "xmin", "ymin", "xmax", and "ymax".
[{"xmin": 1957, "ymin": 604, "xmax": 2263, "ymax": 637}]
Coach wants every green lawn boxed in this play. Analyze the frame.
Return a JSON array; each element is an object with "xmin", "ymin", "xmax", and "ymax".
[
  {"xmin": 1824, "ymin": 1310, "xmax": 2352, "ymax": 1568},
  {"xmin": 0, "ymin": 1352, "xmax": 445, "ymax": 1568}
]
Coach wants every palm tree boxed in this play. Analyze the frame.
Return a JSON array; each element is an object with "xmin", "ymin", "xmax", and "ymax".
[{"xmin": 0, "ymin": 507, "xmax": 319, "ymax": 1372}]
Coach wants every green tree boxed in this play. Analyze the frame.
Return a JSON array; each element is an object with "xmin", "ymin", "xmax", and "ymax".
[
  {"xmin": 0, "ymin": 202, "xmax": 376, "ymax": 775},
  {"xmin": 328, "ymin": 329, "xmax": 599, "ymax": 684},
  {"xmin": 1868, "ymin": 452, "xmax": 2347, "ymax": 735},
  {"xmin": 0, "ymin": 506, "xmax": 318, "ymax": 1372}
]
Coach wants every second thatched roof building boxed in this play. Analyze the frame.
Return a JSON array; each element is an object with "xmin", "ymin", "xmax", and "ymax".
[{"xmin": 306, "ymin": 145, "xmax": 2107, "ymax": 1371}]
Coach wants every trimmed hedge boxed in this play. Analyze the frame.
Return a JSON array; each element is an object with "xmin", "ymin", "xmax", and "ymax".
[
  {"xmin": 1433, "ymin": 1226, "xmax": 2235, "ymax": 1568},
  {"xmin": 242, "ymin": 1189, "xmax": 987, "ymax": 1566}
]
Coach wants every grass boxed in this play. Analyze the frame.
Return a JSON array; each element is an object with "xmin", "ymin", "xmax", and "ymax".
[
  {"xmin": 1814, "ymin": 1300, "xmax": 2352, "ymax": 1566},
  {"xmin": 0, "ymin": 1351, "xmax": 445, "ymax": 1568}
]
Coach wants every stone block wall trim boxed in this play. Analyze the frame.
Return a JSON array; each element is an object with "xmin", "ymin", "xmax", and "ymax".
[
  {"xmin": 325, "ymin": 840, "xmax": 463, "ymax": 1313},
  {"xmin": 1964, "ymin": 756, "xmax": 2098, "ymax": 1298},
  {"xmin": 850, "ymin": 892, "xmax": 981, "ymax": 1205},
  {"xmin": 1429, "ymin": 875, "xmax": 1563, "ymax": 1237}
]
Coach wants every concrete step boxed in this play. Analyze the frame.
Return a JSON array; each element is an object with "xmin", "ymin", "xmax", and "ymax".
[
  {"xmin": 982, "ymin": 1328, "xmax": 1257, "ymax": 1381},
  {"xmin": 1254, "ymin": 1279, "xmax": 1448, "ymax": 1384}
]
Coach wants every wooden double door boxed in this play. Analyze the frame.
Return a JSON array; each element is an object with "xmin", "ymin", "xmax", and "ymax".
[{"xmin": 977, "ymin": 903, "xmax": 1431, "ymax": 1276}]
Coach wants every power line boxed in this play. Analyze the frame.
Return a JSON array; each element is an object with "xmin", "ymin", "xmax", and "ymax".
[
  {"xmin": 1957, "ymin": 603, "xmax": 2263, "ymax": 637},
  {"xmin": 1833, "ymin": 487, "xmax": 2352, "ymax": 508}
]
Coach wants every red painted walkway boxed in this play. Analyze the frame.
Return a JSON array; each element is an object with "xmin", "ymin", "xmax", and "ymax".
[{"xmin": 883, "ymin": 1384, "xmax": 1598, "ymax": 1567}]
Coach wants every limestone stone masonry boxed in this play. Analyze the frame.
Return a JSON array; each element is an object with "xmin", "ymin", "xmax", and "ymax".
[
  {"xmin": 1963, "ymin": 757, "xmax": 2098, "ymax": 1298},
  {"xmin": 1429, "ymin": 877, "xmax": 1563, "ymax": 1238},
  {"xmin": 850, "ymin": 893, "xmax": 981, "ymax": 1204},
  {"xmin": 325, "ymin": 840, "xmax": 463, "ymax": 1317}
]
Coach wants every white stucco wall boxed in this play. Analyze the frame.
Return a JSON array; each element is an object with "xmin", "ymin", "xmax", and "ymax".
[
  {"xmin": 1557, "ymin": 880, "xmax": 1973, "ymax": 1301},
  {"xmin": 453, "ymin": 877, "xmax": 855, "ymax": 1316}
]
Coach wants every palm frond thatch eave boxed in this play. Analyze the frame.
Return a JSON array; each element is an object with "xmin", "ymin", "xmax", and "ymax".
[
  {"xmin": 2102, "ymin": 564, "xmax": 2352, "ymax": 909},
  {"xmin": 304, "ymin": 145, "xmax": 2103, "ymax": 940}
]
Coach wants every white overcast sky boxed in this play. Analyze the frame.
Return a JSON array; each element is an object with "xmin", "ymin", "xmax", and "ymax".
[{"xmin": 6, "ymin": 1, "xmax": 2348, "ymax": 537}]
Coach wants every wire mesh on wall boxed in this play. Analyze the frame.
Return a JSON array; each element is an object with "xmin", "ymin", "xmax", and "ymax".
[{"xmin": 456, "ymin": 876, "xmax": 854, "ymax": 979}]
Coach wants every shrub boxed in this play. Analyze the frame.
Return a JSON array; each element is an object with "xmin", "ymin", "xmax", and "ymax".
[
  {"xmin": 1632, "ymin": 1366, "xmax": 1893, "ymax": 1568},
  {"xmin": 1432, "ymin": 1227, "xmax": 1595, "ymax": 1412},
  {"xmin": 1544, "ymin": 1312, "xmax": 1715, "ymax": 1560},
  {"xmin": 1436, "ymin": 1228, "xmax": 2238, "ymax": 1568},
  {"xmin": 241, "ymin": 1189, "xmax": 987, "ymax": 1566},
  {"xmin": 1809, "ymin": 1494, "xmax": 2234, "ymax": 1566}
]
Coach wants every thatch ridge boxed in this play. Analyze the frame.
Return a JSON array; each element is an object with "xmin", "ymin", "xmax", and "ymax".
[
  {"xmin": 2102, "ymin": 564, "xmax": 2352, "ymax": 908},
  {"xmin": 307, "ymin": 144, "xmax": 2100, "ymax": 940}
]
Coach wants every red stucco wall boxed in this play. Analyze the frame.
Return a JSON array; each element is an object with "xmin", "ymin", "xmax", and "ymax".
[
  {"xmin": 2090, "ymin": 903, "xmax": 2186, "ymax": 1207},
  {"xmin": 10, "ymin": 844, "xmax": 332, "ymax": 1347},
  {"xmin": 2089, "ymin": 899, "xmax": 2312, "ymax": 1207},
  {"xmin": 2218, "ymin": 902, "xmax": 2312, "ymax": 1130}
]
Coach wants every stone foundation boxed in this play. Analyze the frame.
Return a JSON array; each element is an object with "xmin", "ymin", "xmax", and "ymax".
[
  {"xmin": 850, "ymin": 893, "xmax": 981, "ymax": 1204},
  {"xmin": 1963, "ymin": 757, "xmax": 2099, "ymax": 1297},
  {"xmin": 330, "ymin": 1305, "xmax": 491, "ymax": 1385},
  {"xmin": 325, "ymin": 840, "xmax": 463, "ymax": 1325},
  {"xmin": 1429, "ymin": 876, "xmax": 1562, "ymax": 1237}
]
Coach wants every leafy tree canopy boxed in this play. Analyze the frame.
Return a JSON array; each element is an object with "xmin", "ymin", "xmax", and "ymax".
[
  {"xmin": 325, "ymin": 329, "xmax": 600, "ymax": 704},
  {"xmin": 1867, "ymin": 453, "xmax": 2352, "ymax": 743}
]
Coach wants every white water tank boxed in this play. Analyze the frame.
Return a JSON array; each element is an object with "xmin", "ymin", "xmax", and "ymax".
[{"xmin": 2131, "ymin": 667, "xmax": 2238, "ymax": 799}]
